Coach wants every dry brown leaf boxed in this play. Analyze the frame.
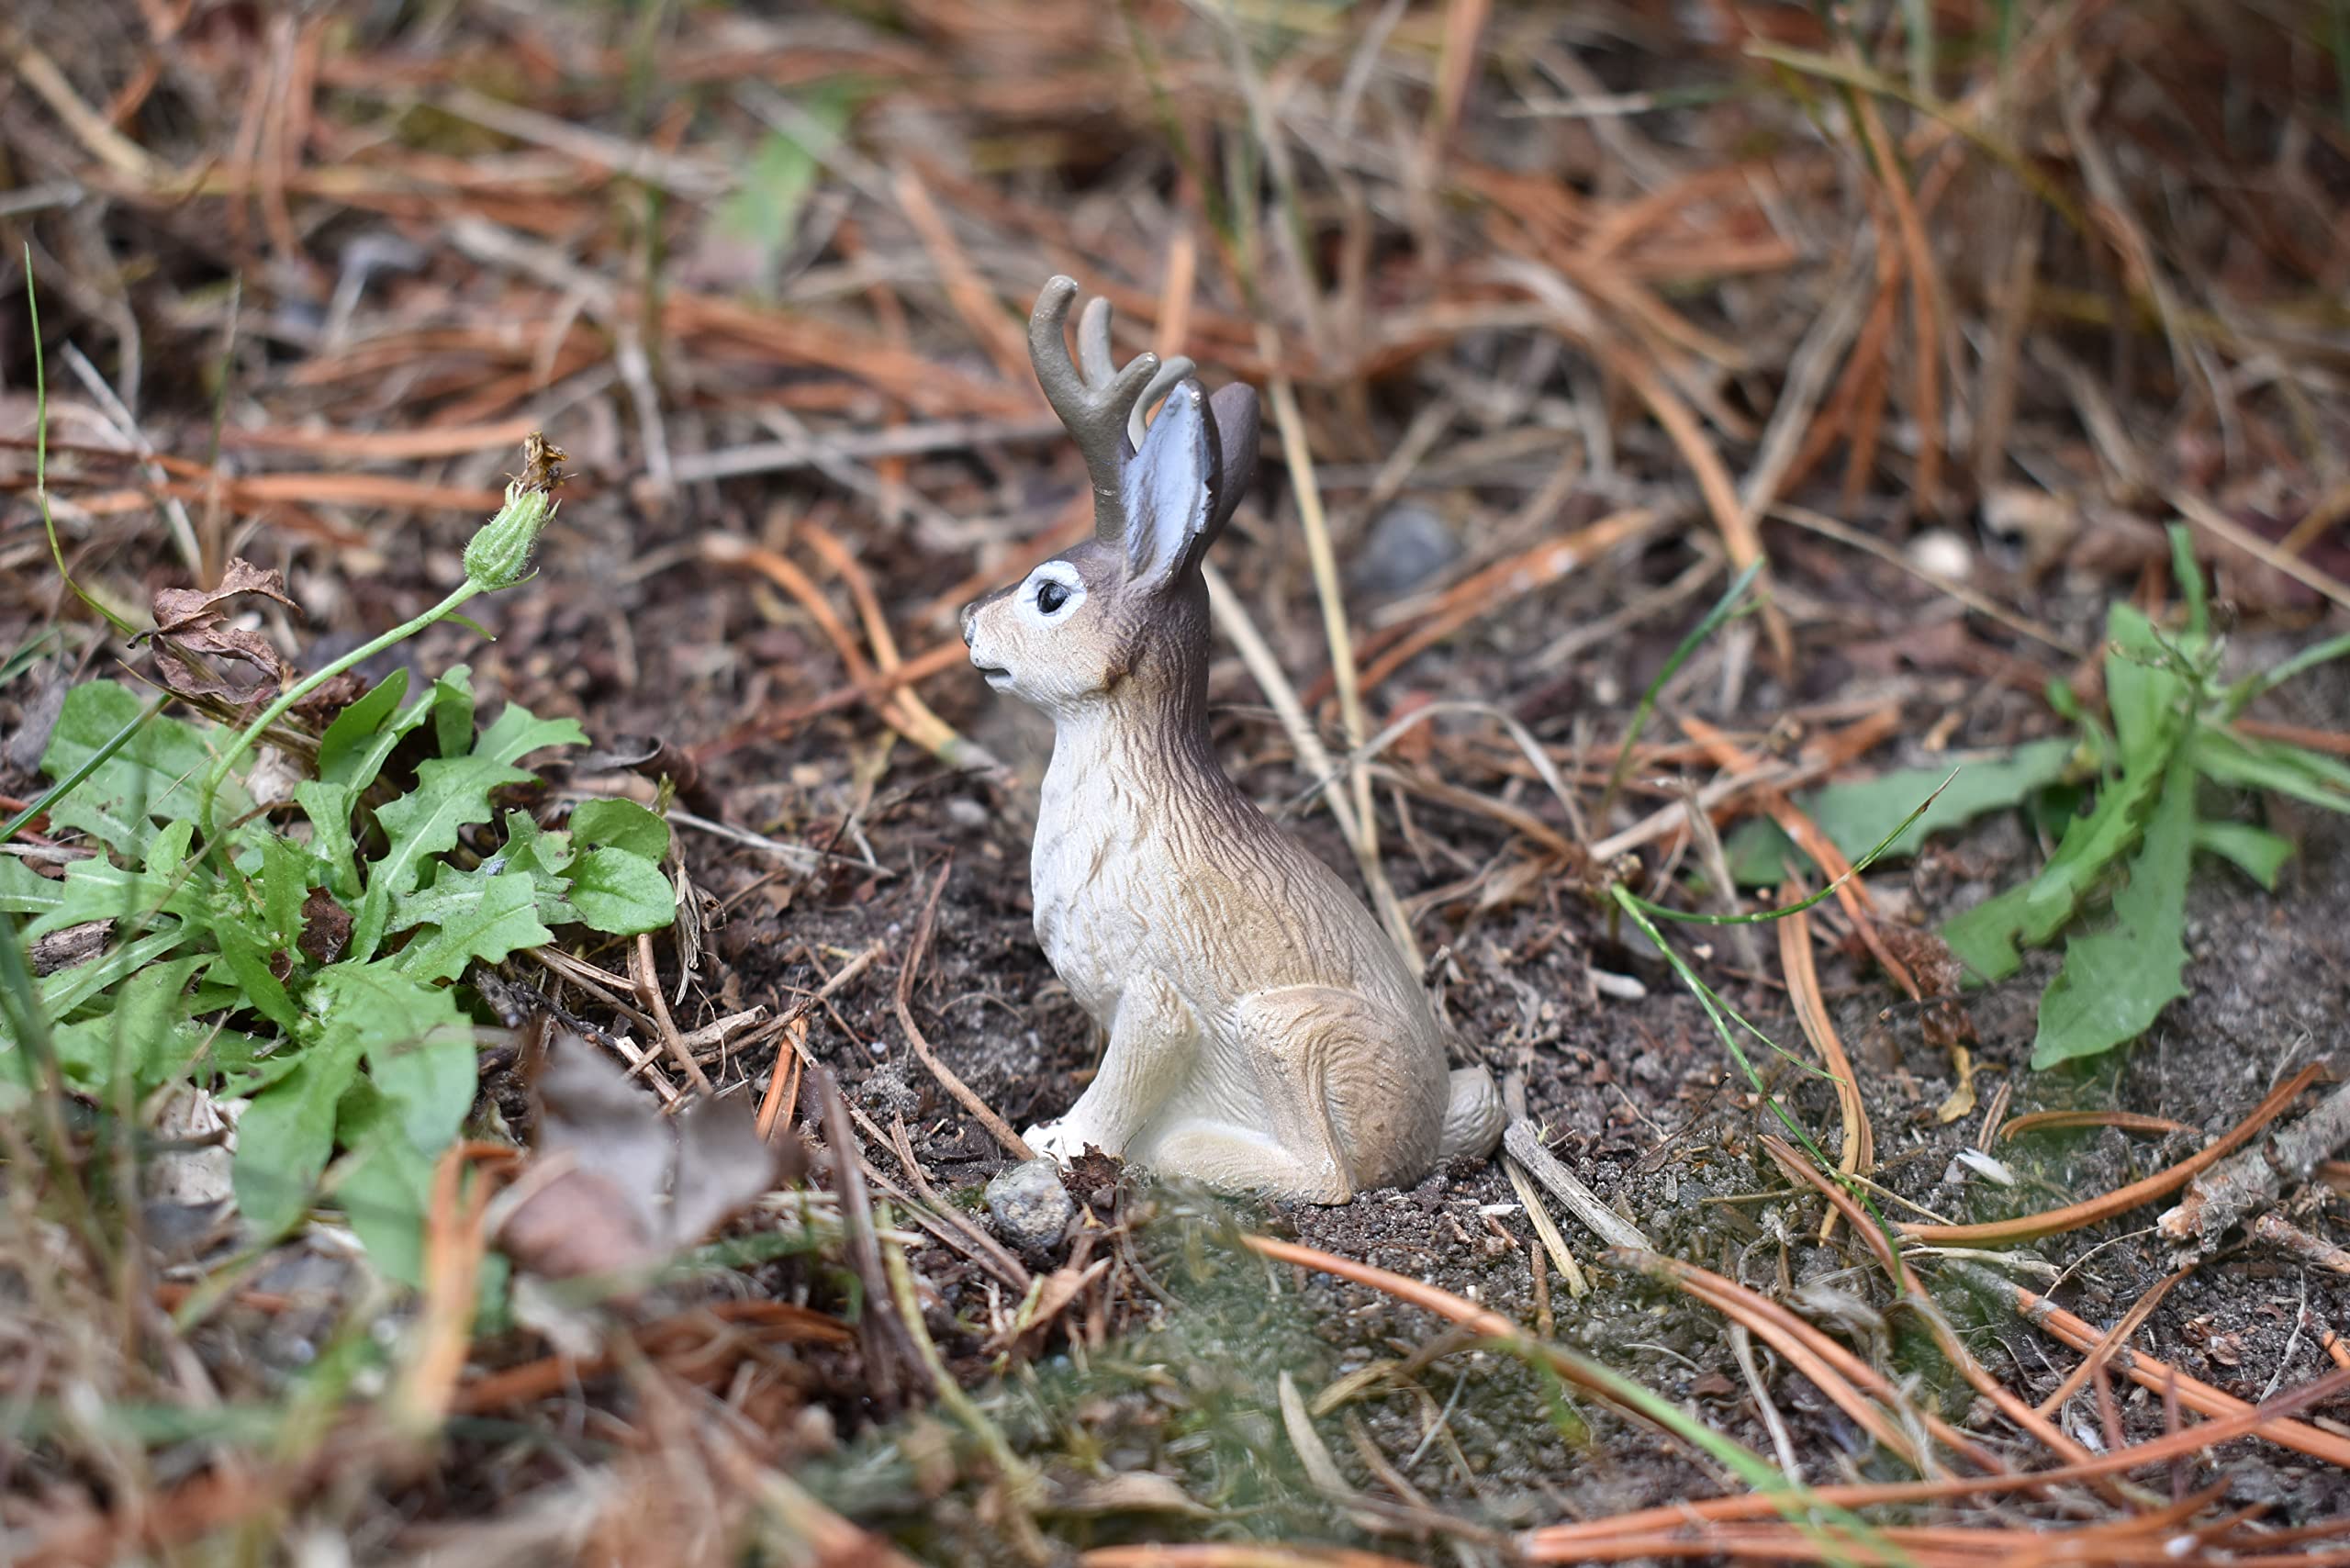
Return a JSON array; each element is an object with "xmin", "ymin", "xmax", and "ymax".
[
  {"xmin": 297, "ymin": 889, "xmax": 351, "ymax": 965},
  {"xmin": 496, "ymin": 1032, "xmax": 799, "ymax": 1294},
  {"xmin": 143, "ymin": 557, "xmax": 301, "ymax": 705}
]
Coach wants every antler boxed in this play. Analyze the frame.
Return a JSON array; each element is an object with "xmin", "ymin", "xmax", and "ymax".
[{"xmin": 1028, "ymin": 275, "xmax": 1194, "ymax": 544}]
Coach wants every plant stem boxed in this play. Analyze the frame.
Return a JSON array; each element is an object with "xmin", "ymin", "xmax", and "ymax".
[{"xmin": 197, "ymin": 580, "xmax": 486, "ymax": 846}]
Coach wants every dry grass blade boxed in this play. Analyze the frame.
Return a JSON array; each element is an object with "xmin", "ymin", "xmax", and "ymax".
[
  {"xmin": 700, "ymin": 532, "xmax": 993, "ymax": 771},
  {"xmin": 2030, "ymin": 1264, "xmax": 2191, "ymax": 1419},
  {"xmin": 1503, "ymin": 1120, "xmax": 1650, "ymax": 1252},
  {"xmin": 1759, "ymin": 1137, "xmax": 2104, "ymax": 1474},
  {"xmin": 1255, "ymin": 335, "xmax": 1410, "ymax": 969},
  {"xmin": 1896, "ymin": 1064, "xmax": 2321, "ymax": 1246},
  {"xmin": 1200, "ymin": 562, "xmax": 1414, "ymax": 961},
  {"xmin": 1626, "ymin": 1250, "xmax": 1948, "ymax": 1473},
  {"xmin": 1776, "ymin": 889, "xmax": 1872, "ymax": 1241},
  {"xmin": 1084, "ymin": 1547, "xmax": 1428, "ymax": 1567},
  {"xmin": 1996, "ymin": 1110, "xmax": 2194, "ymax": 1143},
  {"xmin": 1347, "ymin": 508, "xmax": 1664, "ymax": 700},
  {"xmin": 390, "ymin": 1147, "xmax": 498, "ymax": 1436},
  {"xmin": 1961, "ymin": 1262, "xmax": 2350, "ymax": 1471},
  {"xmin": 1679, "ymin": 711, "xmax": 1919, "ymax": 997}
]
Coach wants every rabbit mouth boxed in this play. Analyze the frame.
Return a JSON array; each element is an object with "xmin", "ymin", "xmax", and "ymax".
[{"xmin": 973, "ymin": 662, "xmax": 1012, "ymax": 688}]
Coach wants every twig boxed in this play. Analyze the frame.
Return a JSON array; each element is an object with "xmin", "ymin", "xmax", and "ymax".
[
  {"xmin": 809, "ymin": 1063, "xmax": 920, "ymax": 1407},
  {"xmin": 2254, "ymin": 1211, "xmax": 2350, "ymax": 1275},
  {"xmin": 2160, "ymin": 1075, "xmax": 2350, "ymax": 1251},
  {"xmin": 1501, "ymin": 1120, "xmax": 1650, "ymax": 1252},
  {"xmin": 894, "ymin": 861, "xmax": 1032, "ymax": 1159},
  {"xmin": 632, "ymin": 933, "xmax": 711, "ymax": 1095}
]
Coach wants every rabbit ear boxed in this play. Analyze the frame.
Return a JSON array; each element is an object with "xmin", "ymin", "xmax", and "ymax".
[
  {"xmin": 1204, "ymin": 382, "xmax": 1260, "ymax": 540},
  {"xmin": 1122, "ymin": 380, "xmax": 1219, "ymax": 592}
]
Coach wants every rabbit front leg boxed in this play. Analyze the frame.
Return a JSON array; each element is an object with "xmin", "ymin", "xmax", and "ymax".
[{"xmin": 1024, "ymin": 969, "xmax": 1196, "ymax": 1163}]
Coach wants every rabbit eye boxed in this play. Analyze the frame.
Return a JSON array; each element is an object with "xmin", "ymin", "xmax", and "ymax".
[{"xmin": 1035, "ymin": 579, "xmax": 1070, "ymax": 615}]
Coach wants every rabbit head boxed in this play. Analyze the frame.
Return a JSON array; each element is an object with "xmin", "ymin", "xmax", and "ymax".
[{"xmin": 963, "ymin": 277, "xmax": 1259, "ymax": 718}]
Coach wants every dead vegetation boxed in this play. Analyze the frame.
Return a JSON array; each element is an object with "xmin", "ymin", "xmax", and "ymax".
[{"xmin": 3, "ymin": 0, "xmax": 2350, "ymax": 1562}]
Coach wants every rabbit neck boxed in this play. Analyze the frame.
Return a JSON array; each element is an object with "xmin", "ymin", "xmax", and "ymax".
[{"xmin": 1038, "ymin": 672, "xmax": 1229, "ymax": 826}]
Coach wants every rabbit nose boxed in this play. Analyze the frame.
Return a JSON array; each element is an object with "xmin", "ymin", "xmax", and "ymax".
[{"xmin": 959, "ymin": 602, "xmax": 978, "ymax": 645}]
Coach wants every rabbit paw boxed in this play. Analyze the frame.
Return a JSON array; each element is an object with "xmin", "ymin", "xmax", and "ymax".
[{"xmin": 1024, "ymin": 1119, "xmax": 1098, "ymax": 1164}]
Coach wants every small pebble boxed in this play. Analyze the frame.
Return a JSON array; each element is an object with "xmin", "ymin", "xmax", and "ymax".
[
  {"xmin": 1348, "ymin": 501, "xmax": 1460, "ymax": 599},
  {"xmin": 1906, "ymin": 528, "xmax": 1975, "ymax": 583},
  {"xmin": 985, "ymin": 1159, "xmax": 1075, "ymax": 1252}
]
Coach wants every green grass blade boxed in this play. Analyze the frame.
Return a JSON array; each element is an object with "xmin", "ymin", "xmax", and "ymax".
[
  {"xmin": 22, "ymin": 251, "xmax": 140, "ymax": 639},
  {"xmin": 1596, "ymin": 557, "xmax": 1763, "ymax": 825},
  {"xmin": 1632, "ymin": 769, "xmax": 1955, "ymax": 924},
  {"xmin": 0, "ymin": 693, "xmax": 170, "ymax": 848},
  {"xmin": 2167, "ymin": 524, "xmax": 2208, "ymax": 639}
]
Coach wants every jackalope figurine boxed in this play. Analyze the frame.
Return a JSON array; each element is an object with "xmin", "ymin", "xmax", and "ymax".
[{"xmin": 962, "ymin": 276, "xmax": 1504, "ymax": 1203}]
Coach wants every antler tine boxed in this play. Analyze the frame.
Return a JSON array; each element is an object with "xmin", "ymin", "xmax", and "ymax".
[
  {"xmin": 1128, "ymin": 354, "xmax": 1196, "ymax": 450},
  {"xmin": 1076, "ymin": 296, "xmax": 1118, "ymax": 383},
  {"xmin": 1029, "ymin": 274, "xmax": 1162, "ymax": 543}
]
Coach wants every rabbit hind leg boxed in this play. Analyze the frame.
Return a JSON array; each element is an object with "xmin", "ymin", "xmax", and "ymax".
[{"xmin": 1131, "ymin": 1120, "xmax": 1355, "ymax": 1204}]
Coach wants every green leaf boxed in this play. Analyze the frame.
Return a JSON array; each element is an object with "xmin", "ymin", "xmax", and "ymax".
[
  {"xmin": 46, "ymin": 954, "xmax": 206, "ymax": 1094},
  {"xmin": 428, "ymin": 666, "xmax": 476, "ymax": 761},
  {"xmin": 1724, "ymin": 739, "xmax": 2076, "ymax": 885},
  {"xmin": 211, "ymin": 914, "xmax": 302, "ymax": 1035},
  {"xmin": 39, "ymin": 924, "xmax": 189, "ymax": 1019},
  {"xmin": 259, "ymin": 834, "xmax": 308, "ymax": 966},
  {"xmin": 708, "ymin": 86, "xmax": 856, "ymax": 296},
  {"xmin": 569, "ymin": 798, "xmax": 669, "ymax": 862},
  {"xmin": 391, "ymin": 864, "xmax": 554, "ymax": 981},
  {"xmin": 207, "ymin": 1029, "xmax": 306, "ymax": 1099},
  {"xmin": 2193, "ymin": 821, "xmax": 2294, "ymax": 890},
  {"xmin": 345, "ymin": 701, "xmax": 585, "ymax": 962},
  {"xmin": 565, "ymin": 847, "xmax": 675, "ymax": 935},
  {"xmin": 307, "ymin": 962, "xmax": 477, "ymax": 1155},
  {"xmin": 2221, "ymin": 630, "xmax": 2350, "ymax": 717},
  {"xmin": 1941, "ymin": 880, "xmax": 2037, "ymax": 983},
  {"xmin": 330, "ymin": 1077, "xmax": 437, "ymax": 1287},
  {"xmin": 234, "ymin": 1032, "xmax": 364, "ymax": 1238},
  {"xmin": 295, "ymin": 781, "xmax": 361, "ymax": 900},
  {"xmin": 2104, "ymin": 603, "xmax": 2194, "ymax": 772},
  {"xmin": 2192, "ymin": 728, "xmax": 2350, "ymax": 815},
  {"xmin": 499, "ymin": 809, "xmax": 574, "ymax": 879},
  {"xmin": 39, "ymin": 682, "xmax": 249, "ymax": 857},
  {"xmin": 24, "ymin": 819, "xmax": 204, "ymax": 939},
  {"xmin": 2030, "ymin": 758, "xmax": 2195, "ymax": 1069},
  {"xmin": 0, "ymin": 858, "xmax": 65, "ymax": 920},
  {"xmin": 316, "ymin": 668, "xmax": 409, "ymax": 786},
  {"xmin": 1939, "ymin": 753, "xmax": 2173, "ymax": 985}
]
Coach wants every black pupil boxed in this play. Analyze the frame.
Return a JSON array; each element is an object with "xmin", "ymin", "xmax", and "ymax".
[{"xmin": 1035, "ymin": 579, "xmax": 1069, "ymax": 614}]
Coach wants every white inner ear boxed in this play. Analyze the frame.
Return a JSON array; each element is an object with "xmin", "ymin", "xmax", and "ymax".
[
  {"xmin": 1015, "ymin": 561, "xmax": 1088, "ymax": 629},
  {"xmin": 1122, "ymin": 386, "xmax": 1212, "ymax": 588}
]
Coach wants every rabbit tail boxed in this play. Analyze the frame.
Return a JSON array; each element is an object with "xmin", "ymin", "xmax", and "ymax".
[{"xmin": 1438, "ymin": 1066, "xmax": 1505, "ymax": 1161}]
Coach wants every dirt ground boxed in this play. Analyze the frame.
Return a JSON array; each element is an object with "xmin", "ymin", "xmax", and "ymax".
[{"xmin": 5, "ymin": 2, "xmax": 2350, "ymax": 1562}]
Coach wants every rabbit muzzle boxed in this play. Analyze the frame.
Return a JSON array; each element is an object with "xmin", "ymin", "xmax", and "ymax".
[{"xmin": 960, "ymin": 588, "xmax": 1014, "ymax": 688}]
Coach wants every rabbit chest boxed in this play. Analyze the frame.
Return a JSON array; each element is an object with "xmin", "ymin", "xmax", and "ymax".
[
  {"xmin": 1030, "ymin": 728, "xmax": 1397, "ymax": 1033},
  {"xmin": 1030, "ymin": 750, "xmax": 1189, "ymax": 1024}
]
